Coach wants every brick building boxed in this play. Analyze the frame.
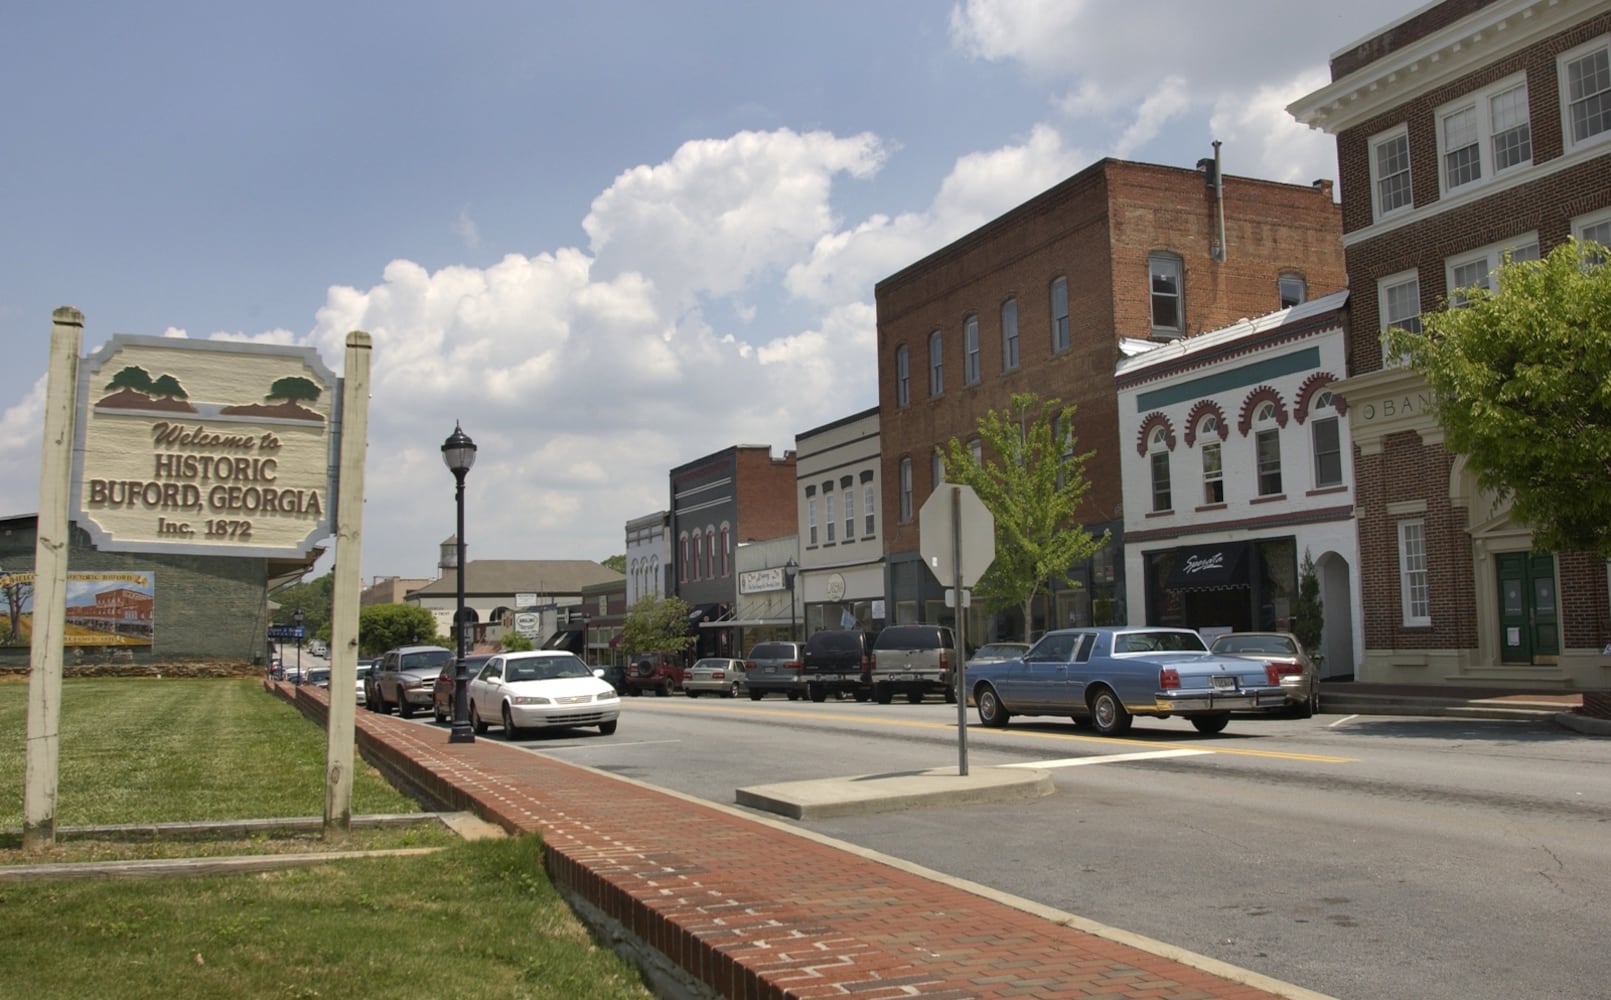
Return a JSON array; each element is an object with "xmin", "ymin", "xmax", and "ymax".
[
  {"xmin": 1290, "ymin": 0, "xmax": 1611, "ymax": 688},
  {"xmin": 669, "ymin": 445, "xmax": 797, "ymax": 658},
  {"xmin": 874, "ymin": 158, "xmax": 1347, "ymax": 638}
]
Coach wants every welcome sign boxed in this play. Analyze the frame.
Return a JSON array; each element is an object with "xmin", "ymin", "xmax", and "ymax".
[{"xmin": 70, "ymin": 335, "xmax": 337, "ymax": 558}]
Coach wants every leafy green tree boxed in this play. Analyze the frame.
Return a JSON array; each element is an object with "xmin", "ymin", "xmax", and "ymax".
[
  {"xmin": 1386, "ymin": 238, "xmax": 1611, "ymax": 556},
  {"xmin": 273, "ymin": 573, "xmax": 334, "ymax": 640},
  {"xmin": 1292, "ymin": 549, "xmax": 1324, "ymax": 665},
  {"xmin": 943, "ymin": 392, "xmax": 1110, "ymax": 641},
  {"xmin": 148, "ymin": 374, "xmax": 187, "ymax": 400},
  {"xmin": 267, "ymin": 376, "xmax": 322, "ymax": 405},
  {"xmin": 357, "ymin": 603, "xmax": 440, "ymax": 654},
  {"xmin": 106, "ymin": 365, "xmax": 154, "ymax": 393},
  {"xmin": 620, "ymin": 594, "xmax": 694, "ymax": 658},
  {"xmin": 601, "ymin": 554, "xmax": 626, "ymax": 574},
  {"xmin": 501, "ymin": 632, "xmax": 535, "ymax": 651}
]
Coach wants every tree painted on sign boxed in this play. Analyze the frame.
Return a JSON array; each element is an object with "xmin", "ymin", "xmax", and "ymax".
[
  {"xmin": 942, "ymin": 392, "xmax": 1110, "ymax": 641},
  {"xmin": 1385, "ymin": 238, "xmax": 1611, "ymax": 556},
  {"xmin": 106, "ymin": 365, "xmax": 155, "ymax": 393},
  {"xmin": 0, "ymin": 569, "xmax": 32, "ymax": 645},
  {"xmin": 266, "ymin": 376, "xmax": 322, "ymax": 406},
  {"xmin": 148, "ymin": 374, "xmax": 188, "ymax": 400}
]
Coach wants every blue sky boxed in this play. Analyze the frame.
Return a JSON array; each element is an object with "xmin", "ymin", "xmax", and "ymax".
[{"xmin": 2, "ymin": 0, "xmax": 1417, "ymax": 582}]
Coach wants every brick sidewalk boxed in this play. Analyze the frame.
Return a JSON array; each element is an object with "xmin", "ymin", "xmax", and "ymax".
[{"xmin": 287, "ymin": 683, "xmax": 1320, "ymax": 1000}]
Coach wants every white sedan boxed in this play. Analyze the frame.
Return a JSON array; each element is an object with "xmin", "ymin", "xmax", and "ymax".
[{"xmin": 466, "ymin": 651, "xmax": 620, "ymax": 739}]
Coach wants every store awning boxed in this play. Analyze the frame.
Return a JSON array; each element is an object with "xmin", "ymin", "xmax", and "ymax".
[
  {"xmin": 541, "ymin": 627, "xmax": 586, "ymax": 653},
  {"xmin": 1162, "ymin": 541, "xmax": 1250, "ymax": 591}
]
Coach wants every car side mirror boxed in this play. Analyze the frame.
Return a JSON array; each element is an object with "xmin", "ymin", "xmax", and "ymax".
[{"xmin": 593, "ymin": 668, "xmax": 605, "ymax": 678}]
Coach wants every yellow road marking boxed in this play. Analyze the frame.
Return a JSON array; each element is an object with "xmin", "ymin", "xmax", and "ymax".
[{"xmin": 633, "ymin": 700, "xmax": 1357, "ymax": 764}]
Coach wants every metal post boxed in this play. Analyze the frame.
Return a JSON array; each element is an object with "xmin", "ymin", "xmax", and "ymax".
[
  {"xmin": 294, "ymin": 608, "xmax": 304, "ymax": 686},
  {"xmin": 450, "ymin": 471, "xmax": 473, "ymax": 743},
  {"xmin": 952, "ymin": 486, "xmax": 969, "ymax": 776}
]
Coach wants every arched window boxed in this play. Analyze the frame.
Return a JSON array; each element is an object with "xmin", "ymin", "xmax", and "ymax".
[
  {"xmin": 1199, "ymin": 415, "xmax": 1224, "ymax": 504},
  {"xmin": 679, "ymin": 534, "xmax": 689, "ymax": 583},
  {"xmin": 899, "ymin": 457, "xmax": 914, "ymax": 521},
  {"xmin": 720, "ymin": 525, "xmax": 730, "ymax": 576},
  {"xmin": 928, "ymin": 330, "xmax": 944, "ymax": 396},
  {"xmin": 963, "ymin": 314, "xmax": 980, "ymax": 384},
  {"xmin": 1254, "ymin": 402, "xmax": 1283, "ymax": 496},
  {"xmin": 1311, "ymin": 392, "xmax": 1342, "ymax": 488},
  {"xmin": 705, "ymin": 527, "xmax": 716, "ymax": 579},
  {"xmin": 1149, "ymin": 427, "xmax": 1172, "ymax": 513}
]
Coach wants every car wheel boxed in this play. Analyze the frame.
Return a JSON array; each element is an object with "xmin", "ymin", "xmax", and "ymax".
[
  {"xmin": 598, "ymin": 719, "xmax": 618, "ymax": 736},
  {"xmin": 655, "ymin": 683, "xmax": 670, "ymax": 697},
  {"xmin": 470, "ymin": 703, "xmax": 488, "ymax": 735},
  {"xmin": 728, "ymin": 682, "xmax": 740, "ymax": 698},
  {"xmin": 808, "ymin": 684, "xmax": 828, "ymax": 703},
  {"xmin": 905, "ymin": 690, "xmax": 924, "ymax": 704},
  {"xmin": 852, "ymin": 689, "xmax": 870, "ymax": 702},
  {"xmin": 786, "ymin": 691, "xmax": 801, "ymax": 702},
  {"xmin": 502, "ymin": 704, "xmax": 521, "ymax": 740},
  {"xmin": 943, "ymin": 686, "xmax": 957, "ymax": 705},
  {"xmin": 433, "ymin": 699, "xmax": 448, "ymax": 723},
  {"xmin": 397, "ymin": 695, "xmax": 413, "ymax": 719},
  {"xmin": 976, "ymin": 686, "xmax": 1011, "ymax": 728},
  {"xmin": 686, "ymin": 689, "xmax": 700, "ymax": 698},
  {"xmin": 1310, "ymin": 686, "xmax": 1322, "ymax": 716},
  {"xmin": 1088, "ymin": 686, "xmax": 1133, "ymax": 736},
  {"xmin": 749, "ymin": 689, "xmax": 764, "ymax": 701},
  {"xmin": 874, "ymin": 684, "xmax": 893, "ymax": 705},
  {"xmin": 1191, "ymin": 712, "xmax": 1231, "ymax": 735}
]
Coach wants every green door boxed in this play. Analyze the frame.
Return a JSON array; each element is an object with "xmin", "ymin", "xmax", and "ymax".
[{"xmin": 1496, "ymin": 553, "xmax": 1559, "ymax": 664}]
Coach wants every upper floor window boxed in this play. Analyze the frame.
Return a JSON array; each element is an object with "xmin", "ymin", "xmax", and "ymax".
[
  {"xmin": 863, "ymin": 480, "xmax": 876, "ymax": 536},
  {"xmin": 1379, "ymin": 269, "xmax": 1421, "ymax": 364},
  {"xmin": 1148, "ymin": 427, "xmax": 1171, "ymax": 513},
  {"xmin": 931, "ymin": 449, "xmax": 944, "ymax": 492},
  {"xmin": 679, "ymin": 534, "xmax": 689, "ymax": 583},
  {"xmin": 1371, "ymin": 127, "xmax": 1413, "ymax": 220},
  {"xmin": 1202, "ymin": 440, "xmax": 1224, "ymax": 505},
  {"xmin": 1437, "ymin": 75, "xmax": 1531, "ymax": 195},
  {"xmin": 1279, "ymin": 274, "xmax": 1306, "ymax": 308},
  {"xmin": 895, "ymin": 346, "xmax": 910, "ymax": 407},
  {"xmin": 1311, "ymin": 392, "xmax": 1343, "ymax": 489},
  {"xmin": 720, "ymin": 525, "xmax": 730, "ymax": 577},
  {"xmin": 824, "ymin": 493, "xmax": 836, "ymax": 543},
  {"xmin": 1576, "ymin": 207, "xmax": 1611, "ymax": 265},
  {"xmin": 899, "ymin": 458, "xmax": 913, "ymax": 521},
  {"xmin": 1254, "ymin": 403, "xmax": 1282, "ymax": 497},
  {"xmin": 969, "ymin": 437, "xmax": 983, "ymax": 467},
  {"xmin": 1561, "ymin": 38, "xmax": 1611, "ymax": 151},
  {"xmin": 1149, "ymin": 252, "xmax": 1183, "ymax": 338},
  {"xmin": 807, "ymin": 495, "xmax": 818, "ymax": 546},
  {"xmin": 843, "ymin": 487, "xmax": 854, "ymax": 540},
  {"xmin": 1000, "ymin": 299, "xmax": 1019, "ymax": 371},
  {"xmin": 963, "ymin": 314, "xmax": 981, "ymax": 384},
  {"xmin": 704, "ymin": 528, "xmax": 716, "ymax": 579},
  {"xmin": 1050, "ymin": 276, "xmax": 1070, "ymax": 353},
  {"xmin": 928, "ymin": 331, "xmax": 944, "ymax": 397},
  {"xmin": 1446, "ymin": 234, "xmax": 1540, "ymax": 306}
]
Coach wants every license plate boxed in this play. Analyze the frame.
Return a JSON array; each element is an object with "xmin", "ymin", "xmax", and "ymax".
[{"xmin": 1211, "ymin": 675, "xmax": 1237, "ymax": 691}]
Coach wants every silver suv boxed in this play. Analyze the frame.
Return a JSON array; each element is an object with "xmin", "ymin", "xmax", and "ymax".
[
  {"xmin": 743, "ymin": 641, "xmax": 806, "ymax": 700},
  {"xmin": 870, "ymin": 625, "xmax": 957, "ymax": 704},
  {"xmin": 367, "ymin": 645, "xmax": 453, "ymax": 717}
]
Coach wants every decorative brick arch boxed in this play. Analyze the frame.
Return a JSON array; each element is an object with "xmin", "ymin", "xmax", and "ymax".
[
  {"xmin": 1183, "ymin": 399, "xmax": 1230, "ymax": 447},
  {"xmin": 1236, "ymin": 385, "xmax": 1289, "ymax": 437},
  {"xmin": 1293, "ymin": 372, "xmax": 1340, "ymax": 425},
  {"xmin": 1134, "ymin": 411, "xmax": 1176, "ymax": 456}
]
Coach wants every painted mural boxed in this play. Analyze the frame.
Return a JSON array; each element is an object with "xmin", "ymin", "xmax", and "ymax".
[{"xmin": 0, "ymin": 571, "xmax": 155, "ymax": 648}]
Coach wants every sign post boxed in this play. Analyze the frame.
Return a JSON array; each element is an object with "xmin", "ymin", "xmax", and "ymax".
[{"xmin": 919, "ymin": 483, "xmax": 995, "ymax": 776}]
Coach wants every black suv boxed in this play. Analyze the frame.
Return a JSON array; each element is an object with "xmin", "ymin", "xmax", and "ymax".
[{"xmin": 801, "ymin": 629, "xmax": 877, "ymax": 702}]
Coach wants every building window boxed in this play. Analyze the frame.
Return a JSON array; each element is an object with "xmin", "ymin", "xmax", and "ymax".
[
  {"xmin": 843, "ymin": 487, "xmax": 854, "ymax": 540},
  {"xmin": 1379, "ymin": 269, "xmax": 1421, "ymax": 363},
  {"xmin": 1254, "ymin": 403, "xmax": 1282, "ymax": 497},
  {"xmin": 1371, "ymin": 127, "xmax": 1413, "ymax": 220},
  {"xmin": 1000, "ymin": 299, "xmax": 1019, "ymax": 370},
  {"xmin": 1311, "ymin": 393, "xmax": 1342, "ymax": 488},
  {"xmin": 899, "ymin": 458, "xmax": 913, "ymax": 521},
  {"xmin": 931, "ymin": 449, "xmax": 944, "ymax": 491},
  {"xmin": 690, "ymin": 532, "xmax": 701, "ymax": 581},
  {"xmin": 1437, "ymin": 75, "xmax": 1532, "ymax": 195},
  {"xmin": 1561, "ymin": 38, "xmax": 1611, "ymax": 150},
  {"xmin": 1055, "ymin": 414, "xmax": 1073, "ymax": 488},
  {"xmin": 1398, "ymin": 520, "xmax": 1431, "ymax": 626},
  {"xmin": 1447, "ymin": 234, "xmax": 1540, "ymax": 306},
  {"xmin": 808, "ymin": 496, "xmax": 818, "ymax": 546},
  {"xmin": 1050, "ymin": 276, "xmax": 1070, "ymax": 353},
  {"xmin": 1202, "ymin": 440, "xmax": 1223, "ymax": 504},
  {"xmin": 895, "ymin": 346, "xmax": 910, "ymax": 407},
  {"xmin": 1279, "ymin": 274, "xmax": 1306, "ymax": 308},
  {"xmin": 1148, "ymin": 428, "xmax": 1171, "ymax": 513},
  {"xmin": 928, "ymin": 330, "xmax": 943, "ymax": 396},
  {"xmin": 1576, "ymin": 208, "xmax": 1611, "ymax": 265},
  {"xmin": 705, "ymin": 528, "xmax": 715, "ymax": 580},
  {"xmin": 969, "ymin": 438, "xmax": 982, "ymax": 467},
  {"xmin": 863, "ymin": 481, "xmax": 876, "ymax": 536},
  {"xmin": 1149, "ymin": 252, "xmax": 1183, "ymax": 337},
  {"xmin": 720, "ymin": 525, "xmax": 730, "ymax": 577},
  {"xmin": 824, "ymin": 493, "xmax": 836, "ymax": 543},
  {"xmin": 963, "ymin": 315, "xmax": 980, "ymax": 384},
  {"xmin": 679, "ymin": 534, "xmax": 688, "ymax": 583}
]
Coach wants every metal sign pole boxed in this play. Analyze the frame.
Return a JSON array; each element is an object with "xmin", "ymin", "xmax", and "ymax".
[{"xmin": 952, "ymin": 486, "xmax": 969, "ymax": 776}]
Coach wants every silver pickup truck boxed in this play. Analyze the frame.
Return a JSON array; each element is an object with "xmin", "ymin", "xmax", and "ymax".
[{"xmin": 870, "ymin": 624, "xmax": 957, "ymax": 704}]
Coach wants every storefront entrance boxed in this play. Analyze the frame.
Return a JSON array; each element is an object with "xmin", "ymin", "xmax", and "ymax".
[{"xmin": 1496, "ymin": 552, "xmax": 1559, "ymax": 664}]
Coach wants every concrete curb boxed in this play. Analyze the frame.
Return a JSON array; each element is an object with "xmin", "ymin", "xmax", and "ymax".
[{"xmin": 735, "ymin": 765, "xmax": 1055, "ymax": 819}]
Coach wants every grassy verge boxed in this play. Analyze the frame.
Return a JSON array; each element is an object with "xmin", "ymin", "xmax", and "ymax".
[{"xmin": 0, "ymin": 678, "xmax": 653, "ymax": 998}]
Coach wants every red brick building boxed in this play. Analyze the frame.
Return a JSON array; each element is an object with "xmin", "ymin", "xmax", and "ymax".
[
  {"xmin": 1290, "ymin": 0, "xmax": 1611, "ymax": 687},
  {"xmin": 874, "ymin": 158, "xmax": 1347, "ymax": 638}
]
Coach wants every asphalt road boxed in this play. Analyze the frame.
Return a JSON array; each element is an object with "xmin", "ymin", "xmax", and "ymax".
[{"xmin": 421, "ymin": 695, "xmax": 1611, "ymax": 1000}]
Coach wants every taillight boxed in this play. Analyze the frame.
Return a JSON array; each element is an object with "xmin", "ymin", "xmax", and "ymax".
[
  {"xmin": 744, "ymin": 661, "xmax": 756, "ymax": 670},
  {"xmin": 1160, "ymin": 668, "xmax": 1181, "ymax": 690},
  {"xmin": 1265, "ymin": 660, "xmax": 1303, "ymax": 684},
  {"xmin": 938, "ymin": 649, "xmax": 949, "ymax": 669}
]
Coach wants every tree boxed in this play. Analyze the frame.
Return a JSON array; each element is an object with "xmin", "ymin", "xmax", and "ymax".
[
  {"xmin": 942, "ymin": 392, "xmax": 1110, "ymax": 641},
  {"xmin": 1386, "ymin": 238, "xmax": 1611, "ymax": 556},
  {"xmin": 1292, "ymin": 549, "xmax": 1324, "ymax": 667},
  {"xmin": 601, "ymin": 554, "xmax": 626, "ymax": 574},
  {"xmin": 357, "ymin": 603, "xmax": 440, "ymax": 655},
  {"xmin": 501, "ymin": 632, "xmax": 535, "ymax": 651},
  {"xmin": 619, "ymin": 594, "xmax": 694, "ymax": 658},
  {"xmin": 266, "ymin": 376, "xmax": 322, "ymax": 405},
  {"xmin": 1, "ymin": 568, "xmax": 32, "ymax": 645},
  {"xmin": 106, "ymin": 365, "xmax": 154, "ymax": 393},
  {"xmin": 148, "ymin": 374, "xmax": 188, "ymax": 400}
]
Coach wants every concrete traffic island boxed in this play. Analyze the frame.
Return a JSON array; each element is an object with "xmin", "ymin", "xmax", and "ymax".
[{"xmin": 736, "ymin": 765, "xmax": 1054, "ymax": 819}]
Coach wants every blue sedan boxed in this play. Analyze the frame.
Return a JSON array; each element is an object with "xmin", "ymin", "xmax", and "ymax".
[{"xmin": 965, "ymin": 627, "xmax": 1291, "ymax": 736}]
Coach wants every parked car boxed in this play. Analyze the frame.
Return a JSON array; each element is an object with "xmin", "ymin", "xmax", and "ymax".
[
  {"xmin": 800, "ymin": 629, "xmax": 876, "ymax": 702},
  {"xmin": 870, "ymin": 624, "xmax": 957, "ymax": 704},
  {"xmin": 967, "ymin": 642, "xmax": 1031, "ymax": 665},
  {"xmin": 965, "ymin": 626, "xmax": 1293, "ymax": 736},
  {"xmin": 596, "ymin": 662, "xmax": 628, "ymax": 695},
  {"xmin": 354, "ymin": 659, "xmax": 374, "ymax": 701},
  {"xmin": 623, "ymin": 652, "xmax": 686, "ymax": 697},
  {"xmin": 465, "ymin": 650, "xmax": 620, "ymax": 739},
  {"xmin": 684, "ymin": 657, "xmax": 748, "ymax": 698},
  {"xmin": 1208, "ymin": 631, "xmax": 1320, "ymax": 718},
  {"xmin": 432, "ymin": 654, "xmax": 492, "ymax": 723},
  {"xmin": 743, "ymin": 641, "xmax": 806, "ymax": 701},
  {"xmin": 366, "ymin": 644, "xmax": 454, "ymax": 717},
  {"xmin": 306, "ymin": 667, "xmax": 331, "ymax": 688}
]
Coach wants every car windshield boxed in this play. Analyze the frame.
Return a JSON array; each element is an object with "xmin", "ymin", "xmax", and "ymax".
[
  {"xmin": 1213, "ymin": 635, "xmax": 1298, "ymax": 655},
  {"xmin": 1114, "ymin": 630, "xmax": 1210, "ymax": 654},
  {"xmin": 975, "ymin": 644, "xmax": 1026, "ymax": 658},
  {"xmin": 505, "ymin": 656, "xmax": 591, "ymax": 682},
  {"xmin": 401, "ymin": 649, "xmax": 453, "ymax": 670}
]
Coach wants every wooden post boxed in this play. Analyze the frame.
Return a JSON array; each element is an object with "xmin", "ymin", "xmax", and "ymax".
[{"xmin": 324, "ymin": 331, "xmax": 371, "ymax": 835}]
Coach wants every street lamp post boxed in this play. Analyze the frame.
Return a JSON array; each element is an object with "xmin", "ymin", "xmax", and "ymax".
[
  {"xmin": 783, "ymin": 558, "xmax": 798, "ymax": 642},
  {"xmin": 293, "ymin": 607, "xmax": 304, "ymax": 686},
  {"xmin": 442, "ymin": 423, "xmax": 477, "ymax": 744}
]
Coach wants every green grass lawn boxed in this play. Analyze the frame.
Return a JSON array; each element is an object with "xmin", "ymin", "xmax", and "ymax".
[{"xmin": 0, "ymin": 678, "xmax": 653, "ymax": 999}]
